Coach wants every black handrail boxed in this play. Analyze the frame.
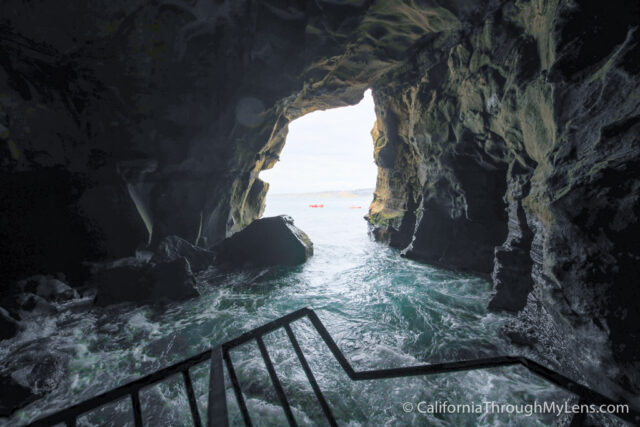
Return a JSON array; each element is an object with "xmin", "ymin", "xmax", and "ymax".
[{"xmin": 28, "ymin": 307, "xmax": 640, "ymax": 426}]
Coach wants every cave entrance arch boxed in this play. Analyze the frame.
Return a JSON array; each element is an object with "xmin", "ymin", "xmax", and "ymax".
[{"xmin": 258, "ymin": 89, "xmax": 378, "ymax": 230}]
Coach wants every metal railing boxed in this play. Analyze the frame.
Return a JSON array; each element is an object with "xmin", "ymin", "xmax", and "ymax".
[{"xmin": 28, "ymin": 307, "xmax": 640, "ymax": 426}]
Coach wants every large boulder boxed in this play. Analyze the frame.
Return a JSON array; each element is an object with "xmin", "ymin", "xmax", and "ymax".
[
  {"xmin": 144, "ymin": 258, "xmax": 199, "ymax": 301},
  {"xmin": 92, "ymin": 257, "xmax": 199, "ymax": 306},
  {"xmin": 151, "ymin": 235, "xmax": 215, "ymax": 272},
  {"xmin": 90, "ymin": 258, "xmax": 148, "ymax": 306},
  {"xmin": 0, "ymin": 307, "xmax": 21, "ymax": 341},
  {"xmin": 216, "ymin": 216, "xmax": 313, "ymax": 268}
]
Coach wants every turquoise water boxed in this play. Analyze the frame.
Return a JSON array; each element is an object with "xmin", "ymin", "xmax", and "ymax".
[{"xmin": 2, "ymin": 194, "xmax": 570, "ymax": 426}]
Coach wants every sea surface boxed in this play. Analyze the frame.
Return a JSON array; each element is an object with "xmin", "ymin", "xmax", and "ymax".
[{"xmin": 2, "ymin": 193, "xmax": 572, "ymax": 426}]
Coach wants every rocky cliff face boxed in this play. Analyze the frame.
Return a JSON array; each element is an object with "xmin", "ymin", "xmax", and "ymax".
[
  {"xmin": 366, "ymin": 0, "xmax": 640, "ymax": 403},
  {"xmin": 2, "ymin": 0, "xmax": 639, "ymax": 403}
]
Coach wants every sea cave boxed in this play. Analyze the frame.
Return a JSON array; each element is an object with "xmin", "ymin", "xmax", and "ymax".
[{"xmin": 1, "ymin": 0, "xmax": 640, "ymax": 425}]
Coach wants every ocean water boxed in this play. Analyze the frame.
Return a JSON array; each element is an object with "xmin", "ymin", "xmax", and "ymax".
[{"xmin": 1, "ymin": 193, "xmax": 572, "ymax": 426}]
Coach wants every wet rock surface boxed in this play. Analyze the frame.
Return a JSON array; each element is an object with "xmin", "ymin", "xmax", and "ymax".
[
  {"xmin": 92, "ymin": 257, "xmax": 199, "ymax": 306},
  {"xmin": 0, "ymin": 293, "xmax": 57, "ymax": 322},
  {"xmin": 151, "ymin": 235, "xmax": 215, "ymax": 272},
  {"xmin": 19, "ymin": 276, "xmax": 78, "ymax": 303},
  {"xmin": 216, "ymin": 215, "xmax": 313, "ymax": 268},
  {"xmin": 488, "ymin": 172, "xmax": 535, "ymax": 313},
  {"xmin": 1, "ymin": 276, "xmax": 80, "ymax": 323},
  {"xmin": 0, "ymin": 0, "xmax": 639, "ymax": 401},
  {"xmin": 363, "ymin": 0, "xmax": 640, "ymax": 399}
]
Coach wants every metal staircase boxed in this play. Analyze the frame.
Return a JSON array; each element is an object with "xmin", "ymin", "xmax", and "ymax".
[{"xmin": 28, "ymin": 307, "xmax": 640, "ymax": 426}]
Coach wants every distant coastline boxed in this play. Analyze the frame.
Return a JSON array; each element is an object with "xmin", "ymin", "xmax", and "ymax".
[{"xmin": 268, "ymin": 188, "xmax": 374, "ymax": 198}]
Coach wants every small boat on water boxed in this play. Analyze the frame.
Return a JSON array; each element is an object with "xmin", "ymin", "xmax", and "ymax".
[
  {"xmin": 349, "ymin": 206, "xmax": 362, "ymax": 209},
  {"xmin": 309, "ymin": 204, "xmax": 324, "ymax": 208}
]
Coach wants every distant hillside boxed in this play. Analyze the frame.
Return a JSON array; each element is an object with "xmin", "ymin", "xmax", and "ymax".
[{"xmin": 269, "ymin": 188, "xmax": 374, "ymax": 198}]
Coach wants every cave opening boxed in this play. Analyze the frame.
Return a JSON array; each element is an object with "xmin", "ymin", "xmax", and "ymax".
[{"xmin": 258, "ymin": 89, "xmax": 378, "ymax": 245}]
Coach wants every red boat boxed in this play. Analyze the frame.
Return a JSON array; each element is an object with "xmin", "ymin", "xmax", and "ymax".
[
  {"xmin": 308, "ymin": 204, "xmax": 324, "ymax": 208},
  {"xmin": 349, "ymin": 206, "xmax": 362, "ymax": 209}
]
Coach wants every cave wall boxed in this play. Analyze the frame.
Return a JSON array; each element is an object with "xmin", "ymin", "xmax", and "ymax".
[
  {"xmin": 0, "ymin": 0, "xmax": 377, "ymax": 282},
  {"xmin": 2, "ymin": 0, "xmax": 639, "ymax": 402},
  {"xmin": 1, "ymin": 0, "xmax": 467, "ymax": 281},
  {"xmin": 366, "ymin": 0, "xmax": 640, "ymax": 401}
]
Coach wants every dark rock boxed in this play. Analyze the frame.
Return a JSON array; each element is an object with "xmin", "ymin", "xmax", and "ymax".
[
  {"xmin": 502, "ymin": 329, "xmax": 537, "ymax": 348},
  {"xmin": 216, "ymin": 216, "xmax": 313, "ymax": 268},
  {"xmin": 361, "ymin": 1, "xmax": 640, "ymax": 397},
  {"xmin": 93, "ymin": 257, "xmax": 198, "ymax": 306},
  {"xmin": 90, "ymin": 259, "xmax": 147, "ymax": 306},
  {"xmin": 488, "ymin": 172, "xmax": 535, "ymax": 312},
  {"xmin": 488, "ymin": 243, "xmax": 534, "ymax": 312},
  {"xmin": 15, "ymin": 294, "xmax": 58, "ymax": 317},
  {"xmin": 143, "ymin": 258, "xmax": 199, "ymax": 302},
  {"xmin": 0, "ymin": 276, "xmax": 70, "ymax": 320},
  {"xmin": 398, "ymin": 140, "xmax": 509, "ymax": 276},
  {"xmin": 0, "ymin": 307, "xmax": 21, "ymax": 340},
  {"xmin": 20, "ymin": 276, "xmax": 78, "ymax": 302},
  {"xmin": 0, "ymin": 294, "xmax": 22, "ymax": 320},
  {"xmin": 0, "ymin": 292, "xmax": 57, "ymax": 320},
  {"xmin": 0, "ymin": 375, "xmax": 39, "ymax": 417},
  {"xmin": 151, "ymin": 235, "xmax": 214, "ymax": 272}
]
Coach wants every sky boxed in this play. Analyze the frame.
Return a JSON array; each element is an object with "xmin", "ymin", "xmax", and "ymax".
[{"xmin": 259, "ymin": 89, "xmax": 378, "ymax": 194}]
